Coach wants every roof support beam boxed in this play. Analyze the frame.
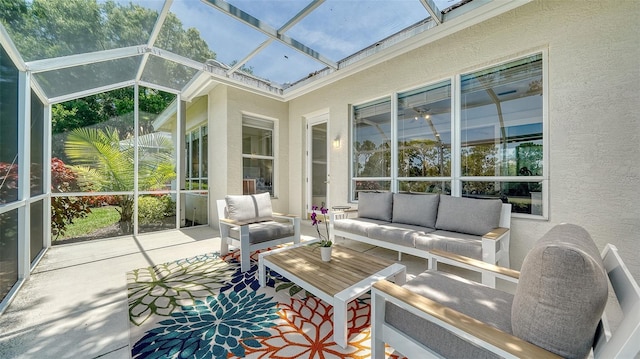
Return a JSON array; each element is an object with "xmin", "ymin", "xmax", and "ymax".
[
  {"xmin": 26, "ymin": 46, "xmax": 144, "ymax": 73},
  {"xmin": 137, "ymin": 0, "xmax": 173, "ymax": 81},
  {"xmin": 0, "ymin": 23, "xmax": 27, "ymax": 71},
  {"xmin": 226, "ymin": 0, "xmax": 325, "ymax": 76},
  {"xmin": 419, "ymin": 0, "xmax": 443, "ymax": 25},
  {"xmin": 201, "ymin": 0, "xmax": 337, "ymax": 70}
]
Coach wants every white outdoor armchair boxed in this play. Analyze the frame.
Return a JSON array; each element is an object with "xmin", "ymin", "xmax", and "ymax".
[
  {"xmin": 216, "ymin": 193, "xmax": 300, "ymax": 272},
  {"xmin": 372, "ymin": 224, "xmax": 640, "ymax": 358}
]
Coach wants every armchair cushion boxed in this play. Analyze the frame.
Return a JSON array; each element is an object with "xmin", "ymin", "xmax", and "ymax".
[
  {"xmin": 386, "ymin": 270, "xmax": 514, "ymax": 358},
  {"xmin": 435, "ymin": 195, "xmax": 502, "ymax": 236},
  {"xmin": 357, "ymin": 192, "xmax": 393, "ymax": 221},
  {"xmin": 392, "ymin": 193, "xmax": 439, "ymax": 228},
  {"xmin": 229, "ymin": 220, "xmax": 295, "ymax": 244},
  {"xmin": 225, "ymin": 192, "xmax": 273, "ymax": 222},
  {"xmin": 511, "ymin": 223, "xmax": 608, "ymax": 359}
]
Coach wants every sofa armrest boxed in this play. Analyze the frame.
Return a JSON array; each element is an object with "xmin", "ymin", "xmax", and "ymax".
[
  {"xmin": 429, "ymin": 249, "xmax": 519, "ymax": 283},
  {"xmin": 372, "ymin": 279, "xmax": 561, "ymax": 359},
  {"xmin": 482, "ymin": 227, "xmax": 511, "ymax": 279},
  {"xmin": 483, "ymin": 227, "xmax": 509, "ymax": 240}
]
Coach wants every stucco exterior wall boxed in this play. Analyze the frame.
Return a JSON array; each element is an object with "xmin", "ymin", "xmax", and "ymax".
[
  {"xmin": 208, "ymin": 86, "xmax": 289, "ymax": 224},
  {"xmin": 288, "ymin": 0, "xmax": 640, "ymax": 280}
]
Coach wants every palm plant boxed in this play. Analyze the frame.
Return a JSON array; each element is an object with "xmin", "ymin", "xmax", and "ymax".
[{"xmin": 65, "ymin": 127, "xmax": 176, "ymax": 231}]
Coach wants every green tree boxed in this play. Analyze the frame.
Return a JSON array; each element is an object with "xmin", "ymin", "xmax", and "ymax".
[
  {"xmin": 398, "ymin": 139, "xmax": 451, "ymax": 177},
  {"xmin": 64, "ymin": 127, "xmax": 176, "ymax": 232}
]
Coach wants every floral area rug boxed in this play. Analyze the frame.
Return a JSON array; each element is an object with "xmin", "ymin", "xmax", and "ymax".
[{"xmin": 127, "ymin": 249, "xmax": 406, "ymax": 358}]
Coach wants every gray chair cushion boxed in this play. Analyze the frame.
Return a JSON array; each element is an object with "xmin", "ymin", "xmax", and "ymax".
[
  {"xmin": 333, "ymin": 218, "xmax": 387, "ymax": 237},
  {"xmin": 435, "ymin": 195, "xmax": 502, "ymax": 236},
  {"xmin": 511, "ymin": 224, "xmax": 608, "ymax": 359},
  {"xmin": 392, "ymin": 193, "xmax": 439, "ymax": 228},
  {"xmin": 229, "ymin": 220, "xmax": 294, "ymax": 244},
  {"xmin": 357, "ymin": 192, "xmax": 393, "ymax": 221},
  {"xmin": 225, "ymin": 192, "xmax": 273, "ymax": 222},
  {"xmin": 386, "ymin": 270, "xmax": 514, "ymax": 359},
  {"xmin": 415, "ymin": 230, "xmax": 482, "ymax": 259},
  {"xmin": 367, "ymin": 223, "xmax": 433, "ymax": 248}
]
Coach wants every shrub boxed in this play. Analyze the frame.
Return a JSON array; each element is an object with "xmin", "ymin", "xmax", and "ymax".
[
  {"xmin": 50, "ymin": 158, "xmax": 92, "ymax": 239},
  {"xmin": 138, "ymin": 196, "xmax": 166, "ymax": 225}
]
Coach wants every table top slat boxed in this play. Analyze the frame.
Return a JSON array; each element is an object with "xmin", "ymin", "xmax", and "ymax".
[{"xmin": 264, "ymin": 245, "xmax": 396, "ymax": 296}]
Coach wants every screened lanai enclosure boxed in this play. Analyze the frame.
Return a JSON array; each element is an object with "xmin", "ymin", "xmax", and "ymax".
[{"xmin": 0, "ymin": 0, "xmax": 536, "ymax": 313}]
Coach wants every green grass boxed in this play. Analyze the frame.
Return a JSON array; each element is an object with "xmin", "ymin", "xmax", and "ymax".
[{"xmin": 56, "ymin": 206, "xmax": 121, "ymax": 241}]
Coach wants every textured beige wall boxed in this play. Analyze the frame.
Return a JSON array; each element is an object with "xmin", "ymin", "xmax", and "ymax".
[
  {"xmin": 288, "ymin": 0, "xmax": 640, "ymax": 279},
  {"xmin": 207, "ymin": 86, "xmax": 289, "ymax": 223}
]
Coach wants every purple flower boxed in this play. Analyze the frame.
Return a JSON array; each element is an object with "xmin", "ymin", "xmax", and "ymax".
[{"xmin": 311, "ymin": 205, "xmax": 331, "ymax": 247}]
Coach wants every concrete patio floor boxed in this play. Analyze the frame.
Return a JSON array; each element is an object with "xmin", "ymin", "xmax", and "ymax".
[{"xmin": 0, "ymin": 221, "xmax": 429, "ymax": 359}]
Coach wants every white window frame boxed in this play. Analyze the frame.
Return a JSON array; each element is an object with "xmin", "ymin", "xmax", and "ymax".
[
  {"xmin": 349, "ymin": 50, "xmax": 548, "ymax": 219},
  {"xmin": 242, "ymin": 115, "xmax": 278, "ymax": 198}
]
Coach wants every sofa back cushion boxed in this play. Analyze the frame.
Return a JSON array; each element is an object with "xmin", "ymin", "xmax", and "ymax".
[
  {"xmin": 225, "ymin": 192, "xmax": 273, "ymax": 222},
  {"xmin": 435, "ymin": 195, "xmax": 502, "ymax": 236},
  {"xmin": 392, "ymin": 193, "xmax": 440, "ymax": 228},
  {"xmin": 511, "ymin": 224, "xmax": 608, "ymax": 359},
  {"xmin": 357, "ymin": 192, "xmax": 393, "ymax": 222}
]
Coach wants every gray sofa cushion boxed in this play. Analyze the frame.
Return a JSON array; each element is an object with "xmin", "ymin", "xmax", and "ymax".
[
  {"xmin": 435, "ymin": 195, "xmax": 502, "ymax": 236},
  {"xmin": 392, "ymin": 193, "xmax": 439, "ymax": 228},
  {"xmin": 225, "ymin": 192, "xmax": 273, "ymax": 222},
  {"xmin": 415, "ymin": 230, "xmax": 482, "ymax": 259},
  {"xmin": 367, "ymin": 223, "xmax": 434, "ymax": 248},
  {"xmin": 386, "ymin": 270, "xmax": 514, "ymax": 359},
  {"xmin": 511, "ymin": 224, "xmax": 608, "ymax": 359},
  {"xmin": 333, "ymin": 218, "xmax": 388, "ymax": 237},
  {"xmin": 357, "ymin": 192, "xmax": 393, "ymax": 221},
  {"xmin": 229, "ymin": 220, "xmax": 294, "ymax": 244}
]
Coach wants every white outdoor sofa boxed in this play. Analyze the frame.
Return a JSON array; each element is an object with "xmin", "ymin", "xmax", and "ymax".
[{"xmin": 330, "ymin": 193, "xmax": 511, "ymax": 275}]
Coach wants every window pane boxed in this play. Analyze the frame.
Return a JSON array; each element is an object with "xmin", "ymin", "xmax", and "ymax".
[
  {"xmin": 242, "ymin": 158, "xmax": 273, "ymax": 196},
  {"xmin": 51, "ymin": 87, "xmax": 136, "ymax": 193},
  {"xmin": 201, "ymin": 127, "xmax": 208, "ymax": 177},
  {"xmin": 353, "ymin": 181, "xmax": 391, "ymax": 200},
  {"xmin": 30, "ymin": 200, "xmax": 44, "ymax": 262},
  {"xmin": 353, "ymin": 99, "xmax": 392, "ymax": 177},
  {"xmin": 51, "ymin": 195, "xmax": 129, "ymax": 244},
  {"xmin": 137, "ymin": 89, "xmax": 177, "ymax": 191},
  {"xmin": 242, "ymin": 126, "xmax": 272, "ymax": 157},
  {"xmin": 191, "ymin": 135, "xmax": 200, "ymax": 178},
  {"xmin": 398, "ymin": 82, "xmax": 452, "ymax": 177},
  {"xmin": 399, "ymin": 180, "xmax": 451, "ymax": 194},
  {"xmin": 462, "ymin": 181, "xmax": 543, "ymax": 215},
  {"xmin": 460, "ymin": 54, "xmax": 543, "ymax": 177},
  {"xmin": 0, "ymin": 46, "xmax": 19, "ymax": 204},
  {"xmin": 31, "ymin": 91, "xmax": 45, "ymax": 196},
  {"xmin": 0, "ymin": 209, "xmax": 18, "ymax": 301},
  {"xmin": 181, "ymin": 191, "xmax": 208, "ymax": 228}
]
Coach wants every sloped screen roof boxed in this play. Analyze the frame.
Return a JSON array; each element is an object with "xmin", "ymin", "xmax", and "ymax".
[{"xmin": 0, "ymin": 0, "xmax": 514, "ymax": 103}]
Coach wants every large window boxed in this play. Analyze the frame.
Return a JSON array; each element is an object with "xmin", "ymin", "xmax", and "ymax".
[
  {"xmin": 351, "ymin": 53, "xmax": 546, "ymax": 217},
  {"xmin": 460, "ymin": 54, "xmax": 543, "ymax": 215},
  {"xmin": 242, "ymin": 116, "xmax": 275, "ymax": 196},
  {"xmin": 397, "ymin": 81, "xmax": 452, "ymax": 194},
  {"xmin": 352, "ymin": 99, "xmax": 392, "ymax": 199}
]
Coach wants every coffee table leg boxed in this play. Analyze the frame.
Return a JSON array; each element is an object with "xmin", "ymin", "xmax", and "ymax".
[
  {"xmin": 333, "ymin": 298, "xmax": 348, "ymax": 348},
  {"xmin": 258, "ymin": 255, "xmax": 266, "ymax": 287}
]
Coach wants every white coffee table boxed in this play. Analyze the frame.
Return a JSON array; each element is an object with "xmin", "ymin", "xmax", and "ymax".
[{"xmin": 258, "ymin": 240, "xmax": 406, "ymax": 348}]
